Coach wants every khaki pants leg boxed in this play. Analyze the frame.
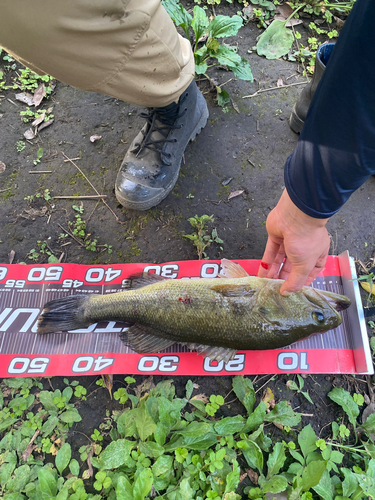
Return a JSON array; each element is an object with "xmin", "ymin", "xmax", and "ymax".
[{"xmin": 0, "ymin": 0, "xmax": 195, "ymax": 107}]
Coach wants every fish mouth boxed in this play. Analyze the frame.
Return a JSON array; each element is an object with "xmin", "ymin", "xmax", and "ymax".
[{"xmin": 314, "ymin": 289, "xmax": 351, "ymax": 312}]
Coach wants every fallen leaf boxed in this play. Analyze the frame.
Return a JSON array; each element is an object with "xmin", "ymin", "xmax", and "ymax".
[
  {"xmin": 222, "ymin": 177, "xmax": 233, "ymax": 186},
  {"xmin": 33, "ymin": 83, "xmax": 46, "ymax": 106},
  {"xmin": 15, "ymin": 92, "xmax": 34, "ymax": 106},
  {"xmin": 277, "ymin": 77, "xmax": 284, "ymax": 87},
  {"xmin": 232, "ymin": 99, "xmax": 240, "ymax": 114},
  {"xmin": 82, "ymin": 469, "xmax": 91, "ymax": 480},
  {"xmin": 273, "ymin": 421, "xmax": 284, "ymax": 430},
  {"xmin": 228, "ymin": 189, "xmax": 244, "ymax": 200},
  {"xmin": 24, "ymin": 128, "xmax": 36, "ymax": 140},
  {"xmin": 242, "ymin": 5, "xmax": 255, "ymax": 20},
  {"xmin": 38, "ymin": 118, "xmax": 54, "ymax": 132},
  {"xmin": 360, "ymin": 281, "xmax": 375, "ymax": 296},
  {"xmin": 32, "ymin": 112, "xmax": 45, "ymax": 128},
  {"xmin": 262, "ymin": 387, "xmax": 275, "ymax": 409},
  {"xmin": 191, "ymin": 393, "xmax": 209, "ymax": 404},
  {"xmin": 246, "ymin": 468, "xmax": 259, "ymax": 485},
  {"xmin": 0, "ymin": 161, "xmax": 6, "ymax": 173},
  {"xmin": 275, "ymin": 3, "xmax": 293, "ymax": 18},
  {"xmin": 101, "ymin": 374, "xmax": 113, "ymax": 398},
  {"xmin": 8, "ymin": 250, "xmax": 15, "ymax": 264},
  {"xmin": 90, "ymin": 134, "xmax": 102, "ymax": 143}
]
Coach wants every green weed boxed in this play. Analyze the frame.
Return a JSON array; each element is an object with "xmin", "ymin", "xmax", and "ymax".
[
  {"xmin": 183, "ymin": 214, "xmax": 224, "ymax": 259},
  {"xmin": 1, "ymin": 376, "xmax": 375, "ymax": 499}
]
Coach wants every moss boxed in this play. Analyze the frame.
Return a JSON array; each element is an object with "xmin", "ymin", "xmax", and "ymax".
[{"xmin": 217, "ymin": 183, "xmax": 230, "ymax": 199}]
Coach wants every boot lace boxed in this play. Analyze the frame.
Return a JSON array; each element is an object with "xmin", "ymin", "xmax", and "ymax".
[{"xmin": 132, "ymin": 93, "xmax": 188, "ymax": 164}]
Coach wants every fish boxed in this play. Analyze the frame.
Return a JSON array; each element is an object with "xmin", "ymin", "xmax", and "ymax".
[{"xmin": 37, "ymin": 259, "xmax": 351, "ymax": 362}]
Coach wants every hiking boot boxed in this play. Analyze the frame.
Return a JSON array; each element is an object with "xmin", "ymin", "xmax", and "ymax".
[
  {"xmin": 289, "ymin": 43, "xmax": 335, "ymax": 134},
  {"xmin": 115, "ymin": 80, "xmax": 209, "ymax": 210}
]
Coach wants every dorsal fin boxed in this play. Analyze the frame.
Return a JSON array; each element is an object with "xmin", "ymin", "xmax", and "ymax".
[
  {"xmin": 126, "ymin": 271, "xmax": 169, "ymax": 290},
  {"xmin": 219, "ymin": 259, "xmax": 249, "ymax": 279},
  {"xmin": 210, "ymin": 284, "xmax": 256, "ymax": 297}
]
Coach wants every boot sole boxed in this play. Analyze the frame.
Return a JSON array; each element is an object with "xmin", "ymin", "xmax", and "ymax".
[
  {"xmin": 289, "ymin": 103, "xmax": 305, "ymax": 134},
  {"xmin": 116, "ymin": 99, "xmax": 209, "ymax": 211}
]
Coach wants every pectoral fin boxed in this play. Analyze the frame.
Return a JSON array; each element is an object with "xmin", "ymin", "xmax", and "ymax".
[
  {"xmin": 219, "ymin": 259, "xmax": 249, "ymax": 278},
  {"xmin": 119, "ymin": 324, "xmax": 176, "ymax": 353},
  {"xmin": 210, "ymin": 284, "xmax": 256, "ymax": 297}
]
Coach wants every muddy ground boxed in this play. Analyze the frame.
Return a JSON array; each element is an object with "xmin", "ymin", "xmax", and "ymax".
[{"xmin": 1, "ymin": 2, "xmax": 375, "ymax": 495}]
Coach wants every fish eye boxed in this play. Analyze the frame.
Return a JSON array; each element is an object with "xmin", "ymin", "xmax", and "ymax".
[{"xmin": 312, "ymin": 311, "xmax": 325, "ymax": 323}]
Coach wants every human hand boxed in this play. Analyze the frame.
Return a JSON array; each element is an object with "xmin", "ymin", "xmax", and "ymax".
[{"xmin": 257, "ymin": 189, "xmax": 331, "ymax": 295}]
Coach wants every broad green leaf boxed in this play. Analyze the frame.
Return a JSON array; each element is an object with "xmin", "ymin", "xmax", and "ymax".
[
  {"xmin": 56, "ymin": 443, "xmax": 71, "ymax": 475},
  {"xmin": 214, "ymin": 46, "xmax": 241, "ymax": 67},
  {"xmin": 298, "ymin": 424, "xmax": 317, "ymax": 459},
  {"xmin": 206, "ymin": 37, "xmax": 220, "ymax": 53},
  {"xmin": 176, "ymin": 421, "xmax": 212, "ymax": 438},
  {"xmin": 133, "ymin": 468, "xmax": 153, "ymax": 500},
  {"xmin": 0, "ymin": 391, "xmax": 3, "ymax": 409},
  {"xmin": 341, "ymin": 468, "xmax": 359, "ymax": 497},
  {"xmin": 59, "ymin": 410, "xmax": 81, "ymax": 424},
  {"xmin": 69, "ymin": 459, "xmax": 80, "ymax": 477},
  {"xmin": 228, "ymin": 59, "xmax": 253, "ymax": 81},
  {"xmin": 264, "ymin": 401, "xmax": 302, "ymax": 427},
  {"xmin": 152, "ymin": 455, "xmax": 174, "ymax": 477},
  {"xmin": 256, "ymin": 20, "xmax": 294, "ymax": 59},
  {"xmin": 223, "ymin": 493, "xmax": 242, "ymax": 500},
  {"xmin": 195, "ymin": 61, "xmax": 208, "ymax": 75},
  {"xmin": 185, "ymin": 380, "xmax": 194, "ymax": 400},
  {"xmin": 116, "ymin": 475, "xmax": 134, "ymax": 500},
  {"xmin": 135, "ymin": 408, "xmax": 157, "ymax": 441},
  {"xmin": 3, "ymin": 493, "xmax": 26, "ymax": 500},
  {"xmin": 41, "ymin": 415, "xmax": 59, "ymax": 437},
  {"xmin": 162, "ymin": 0, "xmax": 192, "ymax": 39},
  {"xmin": 139, "ymin": 441, "xmax": 164, "ymax": 458},
  {"xmin": 154, "ymin": 422, "xmax": 168, "ymax": 446},
  {"xmin": 354, "ymin": 473, "xmax": 375, "ymax": 499},
  {"xmin": 38, "ymin": 391, "xmax": 58, "ymax": 411},
  {"xmin": 38, "ymin": 467, "xmax": 57, "ymax": 498},
  {"xmin": 232, "ymin": 376, "xmax": 255, "ymax": 414},
  {"xmin": 5, "ymin": 464, "xmax": 30, "ymax": 492},
  {"xmin": 300, "ymin": 460, "xmax": 327, "ymax": 491},
  {"xmin": 164, "ymin": 433, "xmax": 218, "ymax": 452},
  {"xmin": 56, "ymin": 488, "xmax": 69, "ymax": 500},
  {"xmin": 259, "ymin": 474, "xmax": 288, "ymax": 494},
  {"xmin": 214, "ymin": 416, "xmax": 245, "ymax": 435},
  {"xmin": 217, "ymin": 88, "xmax": 230, "ymax": 107},
  {"xmin": 117, "ymin": 409, "xmax": 138, "ymax": 438},
  {"xmin": 225, "ymin": 460, "xmax": 241, "ymax": 494},
  {"xmin": 360, "ymin": 412, "xmax": 375, "ymax": 436},
  {"xmin": 0, "ymin": 417, "xmax": 17, "ymax": 433},
  {"xmin": 192, "ymin": 6, "xmax": 209, "ymax": 45},
  {"xmin": 209, "ymin": 15, "xmax": 243, "ymax": 39},
  {"xmin": 238, "ymin": 439, "xmax": 263, "ymax": 473},
  {"xmin": 99, "ymin": 439, "xmax": 134, "ymax": 469},
  {"xmin": 243, "ymin": 402, "xmax": 267, "ymax": 433},
  {"xmin": 328, "ymin": 388, "xmax": 359, "ymax": 427},
  {"xmin": 62, "ymin": 386, "xmax": 73, "ymax": 403},
  {"xmin": 312, "ymin": 469, "xmax": 334, "ymax": 500},
  {"xmin": 266, "ymin": 442, "xmax": 286, "ymax": 479},
  {"xmin": 179, "ymin": 477, "xmax": 195, "ymax": 500}
]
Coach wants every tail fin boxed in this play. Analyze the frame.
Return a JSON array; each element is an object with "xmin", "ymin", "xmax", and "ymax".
[{"xmin": 37, "ymin": 295, "xmax": 91, "ymax": 334}]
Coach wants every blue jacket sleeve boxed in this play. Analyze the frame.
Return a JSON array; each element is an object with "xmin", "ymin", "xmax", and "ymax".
[{"xmin": 285, "ymin": 0, "xmax": 375, "ymax": 219}]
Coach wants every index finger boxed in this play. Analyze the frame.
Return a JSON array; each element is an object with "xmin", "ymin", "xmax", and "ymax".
[{"xmin": 257, "ymin": 238, "xmax": 284, "ymax": 278}]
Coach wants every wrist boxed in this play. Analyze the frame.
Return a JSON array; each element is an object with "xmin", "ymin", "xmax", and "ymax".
[{"xmin": 280, "ymin": 189, "xmax": 329, "ymax": 232}]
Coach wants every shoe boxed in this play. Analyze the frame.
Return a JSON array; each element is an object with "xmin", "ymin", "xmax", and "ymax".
[
  {"xmin": 289, "ymin": 43, "xmax": 335, "ymax": 134},
  {"xmin": 115, "ymin": 80, "xmax": 209, "ymax": 210}
]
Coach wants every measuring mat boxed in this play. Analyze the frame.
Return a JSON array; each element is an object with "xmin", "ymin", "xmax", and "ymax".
[{"xmin": 0, "ymin": 252, "xmax": 373, "ymax": 377}]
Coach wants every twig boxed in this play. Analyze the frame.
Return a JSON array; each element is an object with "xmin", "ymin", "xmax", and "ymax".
[
  {"xmin": 7, "ymin": 98, "xmax": 18, "ymax": 106},
  {"xmin": 21, "ymin": 429, "xmax": 40, "ymax": 461},
  {"xmin": 57, "ymin": 222, "xmax": 85, "ymax": 248},
  {"xmin": 53, "ymin": 195, "xmax": 107, "ymax": 200},
  {"xmin": 0, "ymin": 187, "xmax": 11, "ymax": 193},
  {"xmin": 63, "ymin": 157, "xmax": 81, "ymax": 162},
  {"xmin": 61, "ymin": 152, "xmax": 125, "ymax": 225},
  {"xmin": 255, "ymin": 374, "xmax": 277, "ymax": 394},
  {"xmin": 29, "ymin": 170, "xmax": 52, "ymax": 174},
  {"xmin": 242, "ymin": 81, "xmax": 307, "ymax": 99}
]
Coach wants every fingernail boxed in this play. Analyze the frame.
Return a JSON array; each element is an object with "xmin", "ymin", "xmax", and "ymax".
[
  {"xmin": 281, "ymin": 290, "xmax": 292, "ymax": 296},
  {"xmin": 260, "ymin": 261, "xmax": 269, "ymax": 270}
]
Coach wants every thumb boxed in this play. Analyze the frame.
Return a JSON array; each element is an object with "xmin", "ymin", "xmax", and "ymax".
[{"xmin": 280, "ymin": 267, "xmax": 308, "ymax": 296}]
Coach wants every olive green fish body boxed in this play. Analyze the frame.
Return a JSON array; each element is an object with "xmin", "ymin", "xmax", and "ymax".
[{"xmin": 38, "ymin": 269, "xmax": 351, "ymax": 353}]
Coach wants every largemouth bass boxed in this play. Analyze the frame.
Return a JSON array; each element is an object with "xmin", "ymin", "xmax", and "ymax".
[{"xmin": 37, "ymin": 259, "xmax": 351, "ymax": 361}]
